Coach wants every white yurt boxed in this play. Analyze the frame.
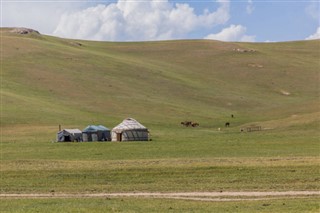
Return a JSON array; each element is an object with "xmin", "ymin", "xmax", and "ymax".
[{"xmin": 112, "ymin": 118, "xmax": 149, "ymax": 141}]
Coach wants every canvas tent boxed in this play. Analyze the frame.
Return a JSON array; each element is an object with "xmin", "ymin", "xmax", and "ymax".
[
  {"xmin": 82, "ymin": 125, "xmax": 111, "ymax": 142},
  {"xmin": 112, "ymin": 118, "xmax": 149, "ymax": 141},
  {"xmin": 57, "ymin": 129, "xmax": 82, "ymax": 142}
]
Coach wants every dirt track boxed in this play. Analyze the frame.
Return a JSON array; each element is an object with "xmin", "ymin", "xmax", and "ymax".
[{"xmin": 1, "ymin": 191, "xmax": 319, "ymax": 201}]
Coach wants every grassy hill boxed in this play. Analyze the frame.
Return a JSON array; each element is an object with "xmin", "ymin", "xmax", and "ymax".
[
  {"xmin": 0, "ymin": 28, "xmax": 319, "ymax": 211},
  {"xmin": 1, "ymin": 28, "xmax": 319, "ymax": 130}
]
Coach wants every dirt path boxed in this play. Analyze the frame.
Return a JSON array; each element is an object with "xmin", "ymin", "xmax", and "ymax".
[{"xmin": 1, "ymin": 191, "xmax": 319, "ymax": 201}]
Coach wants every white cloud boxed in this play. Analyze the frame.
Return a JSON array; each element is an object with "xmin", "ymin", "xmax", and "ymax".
[
  {"xmin": 305, "ymin": 2, "xmax": 320, "ymax": 20},
  {"xmin": 204, "ymin": 25, "xmax": 255, "ymax": 42},
  {"xmin": 53, "ymin": 0, "xmax": 230, "ymax": 41},
  {"xmin": 2, "ymin": 2, "xmax": 86, "ymax": 35},
  {"xmin": 246, "ymin": 0, "xmax": 254, "ymax": 14},
  {"xmin": 264, "ymin": 40, "xmax": 275, "ymax": 43},
  {"xmin": 305, "ymin": 27, "xmax": 320, "ymax": 40}
]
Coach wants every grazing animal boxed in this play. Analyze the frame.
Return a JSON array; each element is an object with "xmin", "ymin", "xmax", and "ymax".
[
  {"xmin": 181, "ymin": 121, "xmax": 192, "ymax": 127},
  {"xmin": 225, "ymin": 122, "xmax": 230, "ymax": 127},
  {"xmin": 191, "ymin": 122, "xmax": 199, "ymax": 127}
]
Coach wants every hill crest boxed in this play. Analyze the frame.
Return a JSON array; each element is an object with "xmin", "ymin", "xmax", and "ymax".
[{"xmin": 1, "ymin": 29, "xmax": 319, "ymax": 129}]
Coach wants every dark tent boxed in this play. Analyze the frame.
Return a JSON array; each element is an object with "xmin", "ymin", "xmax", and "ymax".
[
  {"xmin": 82, "ymin": 125, "xmax": 111, "ymax": 142},
  {"xmin": 57, "ymin": 129, "xmax": 82, "ymax": 142}
]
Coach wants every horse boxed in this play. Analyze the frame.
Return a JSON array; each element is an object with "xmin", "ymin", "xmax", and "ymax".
[
  {"xmin": 181, "ymin": 121, "xmax": 192, "ymax": 127},
  {"xmin": 225, "ymin": 122, "xmax": 230, "ymax": 127},
  {"xmin": 191, "ymin": 122, "xmax": 199, "ymax": 127}
]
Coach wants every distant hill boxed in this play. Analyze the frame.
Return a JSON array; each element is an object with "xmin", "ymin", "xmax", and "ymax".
[{"xmin": 1, "ymin": 28, "xmax": 319, "ymax": 129}]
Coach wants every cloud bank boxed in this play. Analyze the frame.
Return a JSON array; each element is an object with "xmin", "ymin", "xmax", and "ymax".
[
  {"xmin": 53, "ymin": 0, "xmax": 230, "ymax": 41},
  {"xmin": 2, "ymin": 2, "xmax": 86, "ymax": 35},
  {"xmin": 305, "ymin": 2, "xmax": 319, "ymax": 20},
  {"xmin": 204, "ymin": 24, "xmax": 255, "ymax": 42},
  {"xmin": 306, "ymin": 27, "xmax": 320, "ymax": 40}
]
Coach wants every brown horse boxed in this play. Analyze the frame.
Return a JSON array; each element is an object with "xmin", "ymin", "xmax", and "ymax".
[
  {"xmin": 191, "ymin": 122, "xmax": 199, "ymax": 127},
  {"xmin": 181, "ymin": 121, "xmax": 192, "ymax": 127}
]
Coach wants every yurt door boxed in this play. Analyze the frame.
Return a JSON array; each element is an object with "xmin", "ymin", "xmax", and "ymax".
[
  {"xmin": 92, "ymin": 134, "xmax": 98, "ymax": 142},
  {"xmin": 116, "ymin": 133, "xmax": 122, "ymax": 141}
]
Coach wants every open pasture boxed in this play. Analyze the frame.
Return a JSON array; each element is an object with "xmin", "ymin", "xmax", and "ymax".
[
  {"xmin": 1, "ymin": 197, "xmax": 319, "ymax": 213},
  {"xmin": 1, "ymin": 28, "xmax": 319, "ymax": 211},
  {"xmin": 1, "ymin": 123, "xmax": 319, "ymax": 194}
]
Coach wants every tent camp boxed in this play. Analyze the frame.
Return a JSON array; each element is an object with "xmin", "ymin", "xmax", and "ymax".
[
  {"xmin": 57, "ymin": 129, "xmax": 82, "ymax": 142},
  {"xmin": 82, "ymin": 125, "xmax": 111, "ymax": 142},
  {"xmin": 112, "ymin": 118, "xmax": 149, "ymax": 141}
]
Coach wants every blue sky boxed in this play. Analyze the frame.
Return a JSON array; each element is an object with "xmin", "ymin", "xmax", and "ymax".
[{"xmin": 2, "ymin": 0, "xmax": 320, "ymax": 42}]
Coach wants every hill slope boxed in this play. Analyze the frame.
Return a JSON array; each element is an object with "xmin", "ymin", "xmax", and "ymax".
[{"xmin": 1, "ymin": 28, "xmax": 319, "ymax": 129}]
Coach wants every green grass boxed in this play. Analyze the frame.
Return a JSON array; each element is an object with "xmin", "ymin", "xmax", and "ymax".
[
  {"xmin": 0, "ymin": 197, "xmax": 319, "ymax": 213},
  {"xmin": 0, "ymin": 28, "xmax": 319, "ymax": 211},
  {"xmin": 1, "ymin": 161, "xmax": 318, "ymax": 193},
  {"xmin": 1, "ymin": 29, "xmax": 319, "ymax": 126},
  {"xmin": 1, "ymin": 126, "xmax": 319, "ymax": 193}
]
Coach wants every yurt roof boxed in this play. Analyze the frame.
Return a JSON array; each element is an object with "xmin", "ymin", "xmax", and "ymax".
[
  {"xmin": 61, "ymin": 129, "xmax": 82, "ymax": 134},
  {"xmin": 112, "ymin": 118, "xmax": 147, "ymax": 131},
  {"xmin": 82, "ymin": 125, "xmax": 110, "ymax": 133}
]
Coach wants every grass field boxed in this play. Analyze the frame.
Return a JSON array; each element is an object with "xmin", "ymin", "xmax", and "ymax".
[
  {"xmin": 1, "ymin": 197, "xmax": 319, "ymax": 213},
  {"xmin": 1, "ymin": 129, "xmax": 319, "ymax": 194},
  {"xmin": 0, "ymin": 28, "xmax": 319, "ymax": 212}
]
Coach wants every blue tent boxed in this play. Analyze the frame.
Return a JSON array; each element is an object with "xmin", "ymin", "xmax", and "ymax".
[{"xmin": 82, "ymin": 125, "xmax": 111, "ymax": 142}]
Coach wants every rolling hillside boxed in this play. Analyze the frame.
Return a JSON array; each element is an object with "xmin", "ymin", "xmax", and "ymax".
[
  {"xmin": 1, "ymin": 28, "xmax": 320, "ymax": 210},
  {"xmin": 1, "ymin": 28, "xmax": 319, "ymax": 130}
]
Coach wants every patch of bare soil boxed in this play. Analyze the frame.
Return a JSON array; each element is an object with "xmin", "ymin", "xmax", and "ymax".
[
  {"xmin": 248, "ymin": 63, "xmax": 264, "ymax": 68},
  {"xmin": 1, "ymin": 191, "xmax": 319, "ymax": 201},
  {"xmin": 280, "ymin": 90, "xmax": 291, "ymax": 96}
]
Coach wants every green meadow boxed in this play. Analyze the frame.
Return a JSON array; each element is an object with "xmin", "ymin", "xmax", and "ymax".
[
  {"xmin": 1, "ymin": 198, "xmax": 319, "ymax": 213},
  {"xmin": 0, "ymin": 28, "xmax": 319, "ymax": 212}
]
